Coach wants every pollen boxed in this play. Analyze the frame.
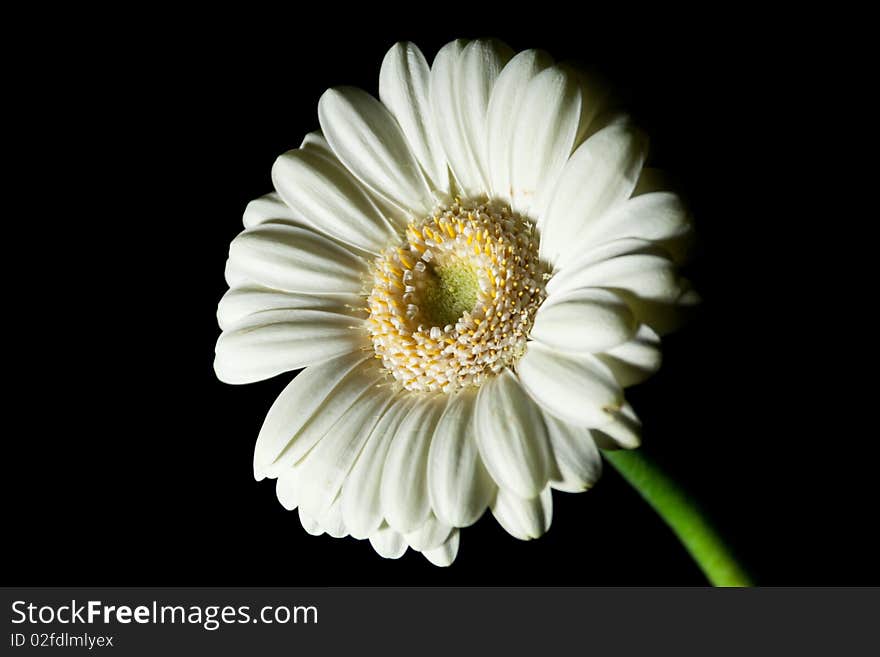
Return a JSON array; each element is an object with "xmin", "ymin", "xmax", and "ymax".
[{"xmin": 366, "ymin": 199, "xmax": 548, "ymax": 393}]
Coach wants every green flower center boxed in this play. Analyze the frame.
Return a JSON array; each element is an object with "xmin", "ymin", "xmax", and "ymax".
[{"xmin": 420, "ymin": 260, "xmax": 479, "ymax": 328}]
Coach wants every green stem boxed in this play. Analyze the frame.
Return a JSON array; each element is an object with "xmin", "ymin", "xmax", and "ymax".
[{"xmin": 603, "ymin": 449, "xmax": 753, "ymax": 587}]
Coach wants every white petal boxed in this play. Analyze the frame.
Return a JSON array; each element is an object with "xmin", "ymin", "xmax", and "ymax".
[
  {"xmin": 296, "ymin": 390, "xmax": 392, "ymax": 519},
  {"xmin": 214, "ymin": 309, "xmax": 366, "ymax": 385},
  {"xmin": 453, "ymin": 39, "xmax": 513, "ymax": 194},
  {"xmin": 429, "ymin": 40, "xmax": 474, "ymax": 194},
  {"xmin": 251, "ymin": 352, "xmax": 376, "ymax": 479},
  {"xmin": 428, "ymin": 388, "xmax": 495, "ymax": 527},
  {"xmin": 380, "ymin": 396, "xmax": 446, "ymax": 533},
  {"xmin": 242, "ymin": 192, "xmax": 298, "ymax": 229},
  {"xmin": 316, "ymin": 494, "xmax": 347, "ymax": 539},
  {"xmin": 299, "ymin": 131, "xmax": 335, "ymax": 159},
  {"xmin": 217, "ymin": 285, "xmax": 362, "ymax": 332},
  {"xmin": 422, "ymin": 529, "xmax": 460, "ymax": 567},
  {"xmin": 299, "ymin": 131, "xmax": 412, "ymax": 230},
  {"xmin": 275, "ymin": 466, "xmax": 301, "ymax": 510},
  {"xmin": 224, "ymin": 258, "xmax": 250, "ymax": 289},
  {"xmin": 298, "ymin": 508, "xmax": 323, "ymax": 536},
  {"xmin": 226, "ymin": 223, "xmax": 365, "ymax": 296},
  {"xmin": 369, "ymin": 524, "xmax": 408, "ymax": 559},
  {"xmin": 487, "ymin": 49, "xmax": 553, "ymax": 202},
  {"xmin": 341, "ymin": 397, "xmax": 415, "ymax": 539},
  {"xmin": 319, "ymin": 86, "xmax": 432, "ymax": 215},
  {"xmin": 544, "ymin": 240, "xmax": 689, "ymax": 335},
  {"xmin": 475, "ymin": 369, "xmax": 552, "ymax": 498},
  {"xmin": 576, "ymin": 191, "xmax": 690, "ymax": 248},
  {"xmin": 552, "ymin": 236, "xmax": 662, "ymax": 275},
  {"xmin": 491, "ymin": 486, "xmax": 553, "ymax": 540},
  {"xmin": 530, "ymin": 288, "xmax": 636, "ymax": 353},
  {"xmin": 548, "ymin": 252, "xmax": 681, "ymax": 304},
  {"xmin": 379, "ymin": 42, "xmax": 448, "ymax": 192},
  {"xmin": 272, "ymin": 147, "xmax": 396, "ymax": 254},
  {"xmin": 594, "ymin": 402, "xmax": 642, "ymax": 449},
  {"xmin": 509, "ymin": 66, "xmax": 584, "ymax": 215},
  {"xmin": 539, "ymin": 120, "xmax": 648, "ymax": 268},
  {"xmin": 597, "ymin": 324, "xmax": 662, "ymax": 387},
  {"xmin": 517, "ymin": 341, "xmax": 623, "ymax": 427},
  {"xmin": 541, "ymin": 412, "xmax": 602, "ymax": 492},
  {"xmin": 404, "ymin": 513, "xmax": 453, "ymax": 552}
]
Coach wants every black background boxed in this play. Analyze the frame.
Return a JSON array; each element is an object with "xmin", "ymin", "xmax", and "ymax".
[{"xmin": 7, "ymin": 10, "xmax": 871, "ymax": 585}]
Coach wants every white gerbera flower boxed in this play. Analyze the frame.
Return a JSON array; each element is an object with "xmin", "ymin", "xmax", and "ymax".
[{"xmin": 215, "ymin": 38, "xmax": 693, "ymax": 567}]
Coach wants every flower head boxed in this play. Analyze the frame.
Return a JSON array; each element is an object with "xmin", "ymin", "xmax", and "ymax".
[{"xmin": 215, "ymin": 39, "xmax": 694, "ymax": 566}]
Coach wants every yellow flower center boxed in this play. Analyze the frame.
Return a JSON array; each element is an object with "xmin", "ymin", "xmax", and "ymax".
[{"xmin": 366, "ymin": 199, "xmax": 548, "ymax": 393}]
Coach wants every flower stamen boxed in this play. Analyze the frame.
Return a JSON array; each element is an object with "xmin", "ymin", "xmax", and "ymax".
[{"xmin": 367, "ymin": 199, "xmax": 548, "ymax": 393}]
